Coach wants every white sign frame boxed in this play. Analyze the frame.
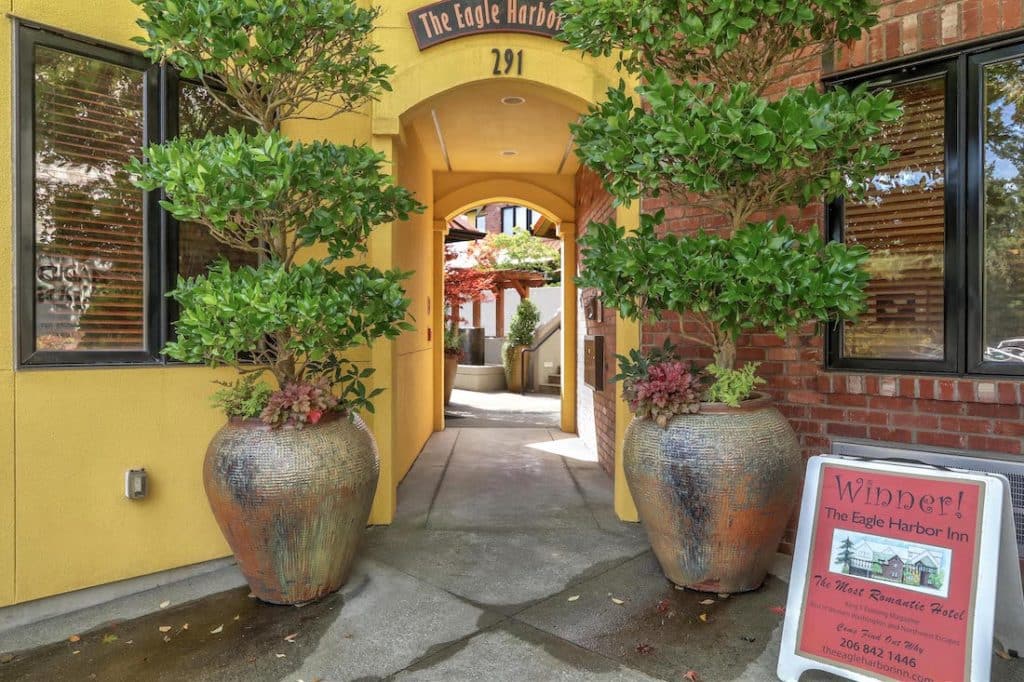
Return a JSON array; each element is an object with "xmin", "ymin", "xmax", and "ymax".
[{"xmin": 777, "ymin": 454, "xmax": 1010, "ymax": 682}]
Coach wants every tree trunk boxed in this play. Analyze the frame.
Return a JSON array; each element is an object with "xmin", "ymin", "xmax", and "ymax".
[{"xmin": 714, "ymin": 339, "xmax": 737, "ymax": 370}]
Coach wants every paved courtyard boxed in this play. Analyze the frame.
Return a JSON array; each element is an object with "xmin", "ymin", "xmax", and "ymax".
[
  {"xmin": 2, "ymin": 426, "xmax": 1019, "ymax": 681},
  {"xmin": 444, "ymin": 388, "xmax": 561, "ymax": 428}
]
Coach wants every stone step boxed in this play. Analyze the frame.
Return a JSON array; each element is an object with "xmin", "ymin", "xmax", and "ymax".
[{"xmin": 537, "ymin": 383, "xmax": 560, "ymax": 395}]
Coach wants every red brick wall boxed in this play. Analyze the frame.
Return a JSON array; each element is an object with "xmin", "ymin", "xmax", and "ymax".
[
  {"xmin": 576, "ymin": 166, "xmax": 618, "ymax": 476},
  {"xmin": 634, "ymin": 0, "xmax": 1024, "ymax": 550}
]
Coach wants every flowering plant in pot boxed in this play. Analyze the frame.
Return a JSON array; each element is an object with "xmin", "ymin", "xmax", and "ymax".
[
  {"xmin": 127, "ymin": 0, "xmax": 422, "ymax": 604},
  {"xmin": 558, "ymin": 0, "xmax": 902, "ymax": 592}
]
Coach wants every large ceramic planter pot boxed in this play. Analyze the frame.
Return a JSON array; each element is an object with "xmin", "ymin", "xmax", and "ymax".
[
  {"xmin": 444, "ymin": 353, "xmax": 459, "ymax": 405},
  {"xmin": 623, "ymin": 394, "xmax": 801, "ymax": 593},
  {"xmin": 204, "ymin": 412, "xmax": 379, "ymax": 604},
  {"xmin": 505, "ymin": 345, "xmax": 528, "ymax": 393}
]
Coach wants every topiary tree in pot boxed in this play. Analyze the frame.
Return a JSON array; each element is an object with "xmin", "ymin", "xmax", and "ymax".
[
  {"xmin": 557, "ymin": 0, "xmax": 902, "ymax": 592},
  {"xmin": 127, "ymin": 0, "xmax": 423, "ymax": 604},
  {"xmin": 503, "ymin": 298, "xmax": 540, "ymax": 392}
]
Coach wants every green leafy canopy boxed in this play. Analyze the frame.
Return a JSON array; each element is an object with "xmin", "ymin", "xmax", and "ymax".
[
  {"xmin": 132, "ymin": 0, "xmax": 393, "ymax": 130},
  {"xmin": 129, "ymin": 130, "xmax": 420, "ymax": 264},
  {"xmin": 128, "ymin": 0, "xmax": 425, "ymax": 415},
  {"xmin": 558, "ymin": 0, "xmax": 901, "ymax": 376}
]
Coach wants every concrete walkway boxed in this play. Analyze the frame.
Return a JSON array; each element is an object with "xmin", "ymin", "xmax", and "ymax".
[
  {"xmin": 9, "ymin": 428, "xmax": 1017, "ymax": 680},
  {"xmin": 443, "ymin": 389, "xmax": 560, "ymax": 428}
]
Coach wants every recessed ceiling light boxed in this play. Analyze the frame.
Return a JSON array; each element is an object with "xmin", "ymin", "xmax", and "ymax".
[
  {"xmin": 501, "ymin": 96, "xmax": 526, "ymax": 105},
  {"xmin": 500, "ymin": 150, "xmax": 519, "ymax": 157}
]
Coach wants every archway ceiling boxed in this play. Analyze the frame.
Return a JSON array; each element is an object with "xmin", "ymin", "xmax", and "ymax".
[{"xmin": 404, "ymin": 80, "xmax": 581, "ymax": 175}]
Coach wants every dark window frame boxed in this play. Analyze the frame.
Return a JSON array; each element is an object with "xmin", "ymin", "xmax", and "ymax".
[
  {"xmin": 965, "ymin": 41, "xmax": 1024, "ymax": 376},
  {"xmin": 16, "ymin": 23, "xmax": 163, "ymax": 367},
  {"xmin": 825, "ymin": 38, "xmax": 1024, "ymax": 378},
  {"xmin": 15, "ymin": 22, "xmax": 249, "ymax": 368}
]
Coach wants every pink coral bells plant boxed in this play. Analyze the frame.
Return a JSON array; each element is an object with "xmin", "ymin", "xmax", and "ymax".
[
  {"xmin": 260, "ymin": 377, "xmax": 340, "ymax": 430},
  {"xmin": 624, "ymin": 360, "xmax": 700, "ymax": 428},
  {"xmin": 615, "ymin": 341, "xmax": 701, "ymax": 428}
]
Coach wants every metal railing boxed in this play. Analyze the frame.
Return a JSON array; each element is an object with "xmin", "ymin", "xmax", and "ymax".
[{"xmin": 519, "ymin": 317, "xmax": 562, "ymax": 395}]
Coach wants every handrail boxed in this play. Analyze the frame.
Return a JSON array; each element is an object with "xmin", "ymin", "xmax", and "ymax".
[{"xmin": 519, "ymin": 318, "xmax": 562, "ymax": 395}]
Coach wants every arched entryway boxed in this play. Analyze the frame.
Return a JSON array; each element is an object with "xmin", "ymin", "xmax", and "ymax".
[{"xmin": 364, "ymin": 33, "xmax": 639, "ymax": 525}]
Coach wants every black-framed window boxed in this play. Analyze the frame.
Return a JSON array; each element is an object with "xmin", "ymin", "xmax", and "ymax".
[
  {"xmin": 500, "ymin": 206, "xmax": 535, "ymax": 234},
  {"xmin": 16, "ymin": 23, "xmax": 256, "ymax": 367},
  {"xmin": 827, "ymin": 38, "xmax": 1024, "ymax": 377}
]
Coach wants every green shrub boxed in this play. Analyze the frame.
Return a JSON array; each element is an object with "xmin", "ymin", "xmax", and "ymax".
[
  {"xmin": 557, "ymin": 0, "xmax": 902, "ymax": 396},
  {"xmin": 703, "ymin": 363, "xmax": 766, "ymax": 407},
  {"xmin": 211, "ymin": 375, "xmax": 274, "ymax": 419},
  {"xmin": 444, "ymin": 325, "xmax": 464, "ymax": 358},
  {"xmin": 502, "ymin": 299, "xmax": 541, "ymax": 372},
  {"xmin": 128, "ymin": 0, "xmax": 423, "ymax": 421}
]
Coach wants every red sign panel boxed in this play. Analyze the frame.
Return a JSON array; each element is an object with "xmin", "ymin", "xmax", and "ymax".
[{"xmin": 795, "ymin": 463, "xmax": 985, "ymax": 682}]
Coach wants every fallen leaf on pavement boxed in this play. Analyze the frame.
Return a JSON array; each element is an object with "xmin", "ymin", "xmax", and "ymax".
[
  {"xmin": 210, "ymin": 625, "xmax": 224, "ymax": 634},
  {"xmin": 159, "ymin": 600, "xmax": 170, "ymax": 609},
  {"xmin": 567, "ymin": 595, "xmax": 580, "ymax": 602},
  {"xmin": 68, "ymin": 635, "xmax": 80, "ymax": 643},
  {"xmin": 655, "ymin": 599, "xmax": 671, "ymax": 614},
  {"xmin": 635, "ymin": 642, "xmax": 654, "ymax": 655},
  {"xmin": 274, "ymin": 653, "xmax": 286, "ymax": 658},
  {"xmin": 718, "ymin": 593, "xmax": 729, "ymax": 599},
  {"xmin": 72, "ymin": 651, "xmax": 80, "ymax": 655},
  {"xmin": 101, "ymin": 634, "xmax": 118, "ymax": 644},
  {"xmin": 611, "ymin": 597, "xmax": 624, "ymax": 605},
  {"xmin": 158, "ymin": 626, "xmax": 172, "ymax": 633},
  {"xmin": 698, "ymin": 613, "xmax": 709, "ymax": 623},
  {"xmin": 769, "ymin": 605, "xmax": 786, "ymax": 616},
  {"xmin": 284, "ymin": 633, "xmax": 298, "ymax": 643},
  {"xmin": 684, "ymin": 671, "xmax": 700, "ymax": 681},
  {"xmin": 699, "ymin": 599, "xmax": 715, "ymax": 605},
  {"xmin": 125, "ymin": 640, "xmax": 133, "ymax": 645},
  {"xmin": 233, "ymin": 615, "xmax": 240, "ymax": 621}
]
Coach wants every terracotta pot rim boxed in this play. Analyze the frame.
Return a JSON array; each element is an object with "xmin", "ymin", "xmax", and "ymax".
[{"xmin": 227, "ymin": 409, "xmax": 348, "ymax": 430}]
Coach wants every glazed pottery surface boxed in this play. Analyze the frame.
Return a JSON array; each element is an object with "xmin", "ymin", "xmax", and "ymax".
[
  {"xmin": 204, "ymin": 413, "xmax": 379, "ymax": 604},
  {"xmin": 623, "ymin": 394, "xmax": 801, "ymax": 593}
]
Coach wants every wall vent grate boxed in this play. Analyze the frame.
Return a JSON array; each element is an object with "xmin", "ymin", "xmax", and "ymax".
[{"xmin": 831, "ymin": 442, "xmax": 1024, "ymax": 560}]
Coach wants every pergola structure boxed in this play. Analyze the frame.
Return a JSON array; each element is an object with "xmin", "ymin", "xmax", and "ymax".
[{"xmin": 468, "ymin": 269, "xmax": 547, "ymax": 337}]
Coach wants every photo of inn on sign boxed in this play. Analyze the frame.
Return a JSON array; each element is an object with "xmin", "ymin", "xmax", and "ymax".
[{"xmin": 830, "ymin": 528, "xmax": 953, "ymax": 599}]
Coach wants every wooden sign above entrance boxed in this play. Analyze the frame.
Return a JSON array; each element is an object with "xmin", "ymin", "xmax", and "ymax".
[{"xmin": 408, "ymin": 0, "xmax": 564, "ymax": 50}]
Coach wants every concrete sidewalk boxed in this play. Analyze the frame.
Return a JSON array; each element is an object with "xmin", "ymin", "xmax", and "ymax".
[{"xmin": 1, "ymin": 428, "xmax": 1018, "ymax": 680}]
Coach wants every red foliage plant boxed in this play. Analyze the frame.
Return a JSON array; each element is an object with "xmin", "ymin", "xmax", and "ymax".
[
  {"xmin": 444, "ymin": 246, "xmax": 494, "ymax": 321},
  {"xmin": 260, "ymin": 377, "xmax": 340, "ymax": 429},
  {"xmin": 623, "ymin": 360, "xmax": 700, "ymax": 428}
]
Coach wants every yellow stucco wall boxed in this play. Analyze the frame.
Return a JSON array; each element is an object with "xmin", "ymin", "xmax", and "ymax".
[
  {"xmin": 393, "ymin": 128, "xmax": 436, "ymax": 484},
  {"xmin": 0, "ymin": 0, "xmax": 240, "ymax": 607},
  {"xmin": 0, "ymin": 2, "xmax": 15, "ymax": 608},
  {"xmin": 0, "ymin": 0, "xmax": 632, "ymax": 606}
]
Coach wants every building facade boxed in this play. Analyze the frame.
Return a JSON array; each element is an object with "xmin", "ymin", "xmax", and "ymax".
[{"xmin": 0, "ymin": 0, "xmax": 1021, "ymax": 612}]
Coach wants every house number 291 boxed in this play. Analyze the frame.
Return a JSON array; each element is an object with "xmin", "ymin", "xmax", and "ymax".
[{"xmin": 491, "ymin": 48, "xmax": 523, "ymax": 75}]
